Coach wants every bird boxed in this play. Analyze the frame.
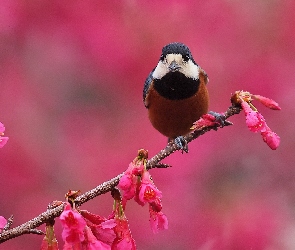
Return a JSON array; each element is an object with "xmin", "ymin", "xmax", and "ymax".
[{"xmin": 143, "ymin": 42, "xmax": 209, "ymax": 152}]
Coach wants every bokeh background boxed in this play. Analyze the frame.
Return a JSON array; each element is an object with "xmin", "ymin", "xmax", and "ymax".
[{"xmin": 0, "ymin": 1, "xmax": 294, "ymax": 249}]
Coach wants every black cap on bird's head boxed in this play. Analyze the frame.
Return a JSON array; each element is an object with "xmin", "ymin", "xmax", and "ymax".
[{"xmin": 160, "ymin": 42, "xmax": 196, "ymax": 65}]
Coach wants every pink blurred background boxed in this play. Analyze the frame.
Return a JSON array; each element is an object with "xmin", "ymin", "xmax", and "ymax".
[{"xmin": 0, "ymin": 1, "xmax": 295, "ymax": 249}]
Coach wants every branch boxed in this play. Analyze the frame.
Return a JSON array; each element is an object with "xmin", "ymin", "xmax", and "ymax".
[{"xmin": 0, "ymin": 104, "xmax": 241, "ymax": 244}]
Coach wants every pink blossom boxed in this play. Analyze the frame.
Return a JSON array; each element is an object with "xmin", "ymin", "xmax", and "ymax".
[
  {"xmin": 112, "ymin": 219, "xmax": 136, "ymax": 250},
  {"xmin": 118, "ymin": 172, "xmax": 136, "ymax": 200},
  {"xmin": 80, "ymin": 210, "xmax": 116, "ymax": 245},
  {"xmin": 261, "ymin": 126, "xmax": 280, "ymax": 150},
  {"xmin": 111, "ymin": 200, "xmax": 136, "ymax": 249},
  {"xmin": 60, "ymin": 203, "xmax": 86, "ymax": 245},
  {"xmin": 0, "ymin": 122, "xmax": 8, "ymax": 148},
  {"xmin": 118, "ymin": 162, "xmax": 144, "ymax": 201},
  {"xmin": 0, "ymin": 216, "xmax": 7, "ymax": 233},
  {"xmin": 149, "ymin": 208, "xmax": 168, "ymax": 234},
  {"xmin": 82, "ymin": 226, "xmax": 111, "ymax": 250},
  {"xmin": 138, "ymin": 171, "xmax": 162, "ymax": 204},
  {"xmin": 252, "ymin": 94, "xmax": 281, "ymax": 110},
  {"xmin": 241, "ymin": 101, "xmax": 266, "ymax": 132},
  {"xmin": 97, "ymin": 219, "xmax": 117, "ymax": 244}
]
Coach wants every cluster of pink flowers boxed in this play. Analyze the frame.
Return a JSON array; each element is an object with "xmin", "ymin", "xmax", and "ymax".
[
  {"xmin": 233, "ymin": 91, "xmax": 281, "ymax": 150},
  {"xmin": 192, "ymin": 91, "xmax": 281, "ymax": 150},
  {"xmin": 2, "ymin": 92, "xmax": 281, "ymax": 248},
  {"xmin": 43, "ymin": 200, "xmax": 135, "ymax": 250},
  {"xmin": 118, "ymin": 150, "xmax": 168, "ymax": 234},
  {"xmin": 59, "ymin": 203, "xmax": 114, "ymax": 249},
  {"xmin": 40, "ymin": 150, "xmax": 167, "ymax": 249}
]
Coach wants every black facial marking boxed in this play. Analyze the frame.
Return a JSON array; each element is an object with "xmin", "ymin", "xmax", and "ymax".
[
  {"xmin": 153, "ymin": 72, "xmax": 200, "ymax": 100},
  {"xmin": 183, "ymin": 54, "xmax": 190, "ymax": 62}
]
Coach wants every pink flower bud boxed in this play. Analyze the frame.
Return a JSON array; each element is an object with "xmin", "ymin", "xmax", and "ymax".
[{"xmin": 253, "ymin": 95, "xmax": 281, "ymax": 110}]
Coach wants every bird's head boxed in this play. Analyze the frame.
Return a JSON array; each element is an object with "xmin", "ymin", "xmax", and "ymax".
[{"xmin": 152, "ymin": 42, "xmax": 200, "ymax": 80}]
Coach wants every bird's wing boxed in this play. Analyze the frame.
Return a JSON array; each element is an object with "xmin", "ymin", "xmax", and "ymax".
[
  {"xmin": 199, "ymin": 68, "xmax": 209, "ymax": 85},
  {"xmin": 143, "ymin": 69, "xmax": 155, "ymax": 108}
]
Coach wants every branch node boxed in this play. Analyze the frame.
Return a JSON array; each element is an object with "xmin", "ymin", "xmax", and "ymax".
[{"xmin": 3, "ymin": 215, "xmax": 14, "ymax": 231}]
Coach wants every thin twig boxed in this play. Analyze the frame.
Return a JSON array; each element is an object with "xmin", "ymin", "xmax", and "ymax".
[{"xmin": 0, "ymin": 105, "xmax": 241, "ymax": 244}]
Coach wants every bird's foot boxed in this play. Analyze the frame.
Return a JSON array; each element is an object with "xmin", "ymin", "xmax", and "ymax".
[
  {"xmin": 208, "ymin": 111, "xmax": 233, "ymax": 130},
  {"xmin": 169, "ymin": 136, "xmax": 189, "ymax": 153}
]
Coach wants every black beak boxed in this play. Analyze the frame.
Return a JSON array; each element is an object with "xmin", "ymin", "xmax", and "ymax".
[{"xmin": 168, "ymin": 60, "xmax": 181, "ymax": 72}]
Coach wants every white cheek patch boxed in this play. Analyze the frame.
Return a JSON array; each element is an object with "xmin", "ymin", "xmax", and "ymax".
[
  {"xmin": 180, "ymin": 60, "xmax": 200, "ymax": 80},
  {"xmin": 152, "ymin": 61, "xmax": 169, "ymax": 79},
  {"xmin": 152, "ymin": 54, "xmax": 200, "ymax": 80}
]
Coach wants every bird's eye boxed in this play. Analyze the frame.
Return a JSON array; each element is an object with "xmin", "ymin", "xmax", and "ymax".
[
  {"xmin": 160, "ymin": 54, "xmax": 165, "ymax": 61},
  {"xmin": 183, "ymin": 54, "xmax": 190, "ymax": 62}
]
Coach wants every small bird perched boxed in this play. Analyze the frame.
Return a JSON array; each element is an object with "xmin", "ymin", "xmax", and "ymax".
[{"xmin": 143, "ymin": 42, "xmax": 209, "ymax": 152}]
